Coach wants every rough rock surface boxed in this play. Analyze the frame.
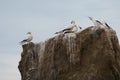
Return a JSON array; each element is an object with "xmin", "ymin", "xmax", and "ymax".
[{"xmin": 18, "ymin": 26, "xmax": 120, "ymax": 80}]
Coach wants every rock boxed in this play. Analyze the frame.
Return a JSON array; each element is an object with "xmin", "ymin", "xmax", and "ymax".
[{"xmin": 18, "ymin": 26, "xmax": 120, "ymax": 80}]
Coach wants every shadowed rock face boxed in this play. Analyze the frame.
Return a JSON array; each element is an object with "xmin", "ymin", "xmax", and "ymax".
[{"xmin": 18, "ymin": 26, "xmax": 120, "ymax": 80}]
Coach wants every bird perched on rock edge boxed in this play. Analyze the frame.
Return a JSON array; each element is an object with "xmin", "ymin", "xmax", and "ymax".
[
  {"xmin": 88, "ymin": 16, "xmax": 103, "ymax": 27},
  {"xmin": 88, "ymin": 16, "xmax": 111, "ymax": 29},
  {"xmin": 55, "ymin": 20, "xmax": 78, "ymax": 34},
  {"xmin": 20, "ymin": 32, "xmax": 33, "ymax": 45}
]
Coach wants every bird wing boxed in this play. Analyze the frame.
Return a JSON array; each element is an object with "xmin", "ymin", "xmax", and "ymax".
[
  {"xmin": 55, "ymin": 30, "xmax": 64, "ymax": 34},
  {"xmin": 55, "ymin": 24, "xmax": 76, "ymax": 34},
  {"xmin": 62, "ymin": 27, "xmax": 73, "ymax": 32},
  {"xmin": 96, "ymin": 20, "xmax": 103, "ymax": 25},
  {"xmin": 20, "ymin": 38, "xmax": 28, "ymax": 43},
  {"xmin": 104, "ymin": 22, "xmax": 110, "ymax": 28},
  {"xmin": 55, "ymin": 26, "xmax": 73, "ymax": 34},
  {"xmin": 20, "ymin": 36, "xmax": 33, "ymax": 43},
  {"xmin": 63, "ymin": 24, "xmax": 76, "ymax": 31}
]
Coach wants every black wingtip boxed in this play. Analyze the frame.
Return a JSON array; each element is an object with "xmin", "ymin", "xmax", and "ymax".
[
  {"xmin": 105, "ymin": 22, "xmax": 111, "ymax": 28},
  {"xmin": 79, "ymin": 26, "xmax": 82, "ymax": 29},
  {"xmin": 55, "ymin": 32, "xmax": 58, "ymax": 34},
  {"xmin": 96, "ymin": 20, "xmax": 103, "ymax": 25}
]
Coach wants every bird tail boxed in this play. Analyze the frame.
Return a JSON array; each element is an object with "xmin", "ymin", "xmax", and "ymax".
[
  {"xmin": 19, "ymin": 41, "xmax": 23, "ymax": 45},
  {"xmin": 55, "ymin": 30, "xmax": 63, "ymax": 34},
  {"xmin": 78, "ymin": 26, "xmax": 82, "ymax": 29},
  {"xmin": 55, "ymin": 32, "xmax": 59, "ymax": 34},
  {"xmin": 19, "ymin": 39, "xmax": 27, "ymax": 45},
  {"xmin": 104, "ymin": 22, "xmax": 111, "ymax": 29},
  {"xmin": 19, "ymin": 41, "xmax": 24, "ymax": 45}
]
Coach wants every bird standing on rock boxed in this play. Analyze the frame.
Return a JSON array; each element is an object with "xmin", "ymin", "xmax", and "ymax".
[
  {"xmin": 88, "ymin": 17, "xmax": 103, "ymax": 27},
  {"xmin": 55, "ymin": 20, "xmax": 78, "ymax": 34},
  {"xmin": 88, "ymin": 17, "xmax": 111, "ymax": 29},
  {"xmin": 20, "ymin": 32, "xmax": 33, "ymax": 45}
]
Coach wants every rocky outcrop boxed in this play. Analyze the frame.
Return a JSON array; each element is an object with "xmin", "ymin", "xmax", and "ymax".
[{"xmin": 18, "ymin": 26, "xmax": 120, "ymax": 80}]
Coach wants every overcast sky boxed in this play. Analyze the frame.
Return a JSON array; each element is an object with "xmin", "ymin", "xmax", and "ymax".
[{"xmin": 0, "ymin": 0, "xmax": 120, "ymax": 80}]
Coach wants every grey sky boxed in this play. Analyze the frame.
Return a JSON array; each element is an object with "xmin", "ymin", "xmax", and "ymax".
[{"xmin": 0, "ymin": 0, "xmax": 120, "ymax": 80}]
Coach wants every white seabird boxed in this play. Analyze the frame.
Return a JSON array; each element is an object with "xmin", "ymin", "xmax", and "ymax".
[
  {"xmin": 88, "ymin": 16, "xmax": 107, "ymax": 30},
  {"xmin": 88, "ymin": 17, "xmax": 111, "ymax": 29},
  {"xmin": 55, "ymin": 20, "xmax": 78, "ymax": 34},
  {"xmin": 88, "ymin": 17, "xmax": 103, "ymax": 26},
  {"xmin": 20, "ymin": 32, "xmax": 33, "ymax": 44}
]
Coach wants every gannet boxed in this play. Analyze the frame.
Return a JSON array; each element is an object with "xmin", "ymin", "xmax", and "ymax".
[
  {"xmin": 88, "ymin": 17, "xmax": 111, "ymax": 28},
  {"xmin": 88, "ymin": 16, "xmax": 107, "ymax": 31},
  {"xmin": 55, "ymin": 20, "xmax": 78, "ymax": 34},
  {"xmin": 88, "ymin": 17, "xmax": 103, "ymax": 26},
  {"xmin": 20, "ymin": 32, "xmax": 33, "ymax": 44}
]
